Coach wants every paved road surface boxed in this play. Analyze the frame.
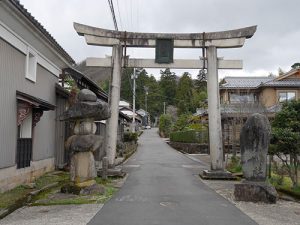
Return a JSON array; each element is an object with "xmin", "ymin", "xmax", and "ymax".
[{"xmin": 89, "ymin": 128, "xmax": 257, "ymax": 225}]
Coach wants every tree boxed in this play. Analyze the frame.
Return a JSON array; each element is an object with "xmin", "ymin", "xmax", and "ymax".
[
  {"xmin": 120, "ymin": 68, "xmax": 163, "ymax": 122},
  {"xmin": 159, "ymin": 68, "xmax": 177, "ymax": 106},
  {"xmin": 291, "ymin": 62, "xmax": 300, "ymax": 69},
  {"xmin": 172, "ymin": 114, "xmax": 190, "ymax": 132},
  {"xmin": 270, "ymin": 100, "xmax": 300, "ymax": 188},
  {"xmin": 278, "ymin": 67, "xmax": 285, "ymax": 76},
  {"xmin": 120, "ymin": 68, "xmax": 134, "ymax": 103},
  {"xmin": 145, "ymin": 75, "xmax": 163, "ymax": 119},
  {"xmin": 195, "ymin": 69, "xmax": 207, "ymax": 92},
  {"xmin": 176, "ymin": 72, "xmax": 195, "ymax": 115}
]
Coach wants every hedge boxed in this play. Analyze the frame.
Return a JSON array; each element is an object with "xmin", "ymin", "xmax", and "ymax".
[
  {"xmin": 159, "ymin": 114, "xmax": 173, "ymax": 137},
  {"xmin": 170, "ymin": 129, "xmax": 208, "ymax": 144}
]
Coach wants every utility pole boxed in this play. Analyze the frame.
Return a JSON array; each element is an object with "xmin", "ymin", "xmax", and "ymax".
[
  {"xmin": 131, "ymin": 68, "xmax": 136, "ymax": 133},
  {"xmin": 144, "ymin": 86, "xmax": 149, "ymax": 126},
  {"xmin": 163, "ymin": 102, "xmax": 166, "ymax": 114}
]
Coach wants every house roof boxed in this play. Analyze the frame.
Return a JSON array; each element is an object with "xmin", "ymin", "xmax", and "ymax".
[
  {"xmin": 7, "ymin": 0, "xmax": 75, "ymax": 64},
  {"xmin": 220, "ymin": 76, "xmax": 273, "ymax": 89},
  {"xmin": 220, "ymin": 103, "xmax": 280, "ymax": 117},
  {"xmin": 221, "ymin": 69, "xmax": 300, "ymax": 89},
  {"xmin": 274, "ymin": 68, "xmax": 300, "ymax": 81},
  {"xmin": 17, "ymin": 90, "xmax": 55, "ymax": 111},
  {"xmin": 262, "ymin": 79, "xmax": 300, "ymax": 87},
  {"xmin": 63, "ymin": 67, "xmax": 108, "ymax": 102}
]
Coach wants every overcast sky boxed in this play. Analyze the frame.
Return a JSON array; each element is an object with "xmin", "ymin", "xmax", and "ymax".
[{"xmin": 20, "ymin": 0, "xmax": 300, "ymax": 79}]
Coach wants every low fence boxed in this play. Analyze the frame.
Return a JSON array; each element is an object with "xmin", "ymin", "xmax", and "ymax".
[
  {"xmin": 169, "ymin": 130, "xmax": 209, "ymax": 154},
  {"xmin": 169, "ymin": 142, "xmax": 209, "ymax": 154}
]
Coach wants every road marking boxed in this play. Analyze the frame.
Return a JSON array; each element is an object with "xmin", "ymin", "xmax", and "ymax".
[
  {"xmin": 182, "ymin": 165, "xmax": 203, "ymax": 168},
  {"xmin": 115, "ymin": 195, "xmax": 148, "ymax": 202},
  {"xmin": 123, "ymin": 164, "xmax": 141, "ymax": 168}
]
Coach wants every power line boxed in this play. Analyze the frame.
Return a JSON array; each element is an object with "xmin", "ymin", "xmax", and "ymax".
[
  {"xmin": 130, "ymin": 0, "xmax": 133, "ymax": 30},
  {"xmin": 115, "ymin": 0, "xmax": 123, "ymax": 31},
  {"xmin": 107, "ymin": 0, "xmax": 118, "ymax": 31}
]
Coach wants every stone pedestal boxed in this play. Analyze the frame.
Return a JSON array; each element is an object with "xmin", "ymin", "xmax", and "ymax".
[
  {"xmin": 200, "ymin": 169, "xmax": 237, "ymax": 180},
  {"xmin": 61, "ymin": 89, "xmax": 111, "ymax": 194},
  {"xmin": 70, "ymin": 151, "xmax": 97, "ymax": 185},
  {"xmin": 235, "ymin": 113, "xmax": 277, "ymax": 203},
  {"xmin": 234, "ymin": 181, "xmax": 277, "ymax": 204}
]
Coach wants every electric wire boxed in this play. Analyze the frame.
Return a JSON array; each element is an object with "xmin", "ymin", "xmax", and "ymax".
[
  {"xmin": 107, "ymin": 0, "xmax": 118, "ymax": 31},
  {"xmin": 115, "ymin": 0, "xmax": 123, "ymax": 31}
]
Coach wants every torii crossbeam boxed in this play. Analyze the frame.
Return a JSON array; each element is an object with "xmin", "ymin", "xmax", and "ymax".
[{"xmin": 74, "ymin": 22, "xmax": 257, "ymax": 178}]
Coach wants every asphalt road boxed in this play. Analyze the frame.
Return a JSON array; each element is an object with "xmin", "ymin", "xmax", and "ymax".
[{"xmin": 88, "ymin": 128, "xmax": 257, "ymax": 225}]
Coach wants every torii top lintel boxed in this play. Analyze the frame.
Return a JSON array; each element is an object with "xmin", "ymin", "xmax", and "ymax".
[{"xmin": 74, "ymin": 22, "xmax": 257, "ymax": 48}]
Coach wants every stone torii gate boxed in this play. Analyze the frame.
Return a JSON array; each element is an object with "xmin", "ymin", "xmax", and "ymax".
[{"xmin": 74, "ymin": 23, "xmax": 256, "ymax": 177}]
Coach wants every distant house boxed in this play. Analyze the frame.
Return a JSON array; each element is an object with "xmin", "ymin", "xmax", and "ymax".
[
  {"xmin": 219, "ymin": 68, "xmax": 300, "ymax": 148},
  {"xmin": 0, "ymin": 0, "xmax": 75, "ymax": 191}
]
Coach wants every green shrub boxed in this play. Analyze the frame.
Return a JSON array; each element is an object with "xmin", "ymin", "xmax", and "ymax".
[
  {"xmin": 159, "ymin": 114, "xmax": 173, "ymax": 137},
  {"xmin": 226, "ymin": 155, "xmax": 242, "ymax": 173},
  {"xmin": 170, "ymin": 129, "xmax": 208, "ymax": 143},
  {"xmin": 123, "ymin": 132, "xmax": 138, "ymax": 143},
  {"xmin": 172, "ymin": 114, "xmax": 190, "ymax": 132},
  {"xmin": 186, "ymin": 123, "xmax": 207, "ymax": 132}
]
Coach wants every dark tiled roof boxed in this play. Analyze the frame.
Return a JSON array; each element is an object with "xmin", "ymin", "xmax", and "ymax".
[
  {"xmin": 261, "ymin": 79, "xmax": 300, "ymax": 87},
  {"xmin": 63, "ymin": 67, "xmax": 108, "ymax": 101},
  {"xmin": 8, "ymin": 0, "xmax": 75, "ymax": 64},
  {"xmin": 220, "ymin": 76, "xmax": 273, "ymax": 89},
  {"xmin": 221, "ymin": 103, "xmax": 280, "ymax": 116}
]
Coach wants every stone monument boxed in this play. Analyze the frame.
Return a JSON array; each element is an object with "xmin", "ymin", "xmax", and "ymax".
[
  {"xmin": 61, "ymin": 89, "xmax": 110, "ymax": 193},
  {"xmin": 234, "ymin": 113, "xmax": 277, "ymax": 203}
]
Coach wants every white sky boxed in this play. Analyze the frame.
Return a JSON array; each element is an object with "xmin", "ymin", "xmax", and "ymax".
[{"xmin": 20, "ymin": 0, "xmax": 300, "ymax": 79}]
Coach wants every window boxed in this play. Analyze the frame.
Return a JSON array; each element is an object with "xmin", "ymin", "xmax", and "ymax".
[
  {"xmin": 16, "ymin": 102, "xmax": 33, "ymax": 169},
  {"xmin": 278, "ymin": 91, "xmax": 296, "ymax": 103},
  {"xmin": 25, "ymin": 48, "xmax": 37, "ymax": 82},
  {"xmin": 229, "ymin": 92, "xmax": 255, "ymax": 103}
]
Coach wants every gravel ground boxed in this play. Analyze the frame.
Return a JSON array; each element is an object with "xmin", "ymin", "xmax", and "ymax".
[
  {"xmin": 0, "ymin": 204, "xmax": 103, "ymax": 225},
  {"xmin": 201, "ymin": 179, "xmax": 300, "ymax": 225},
  {"xmin": 186, "ymin": 153, "xmax": 300, "ymax": 225}
]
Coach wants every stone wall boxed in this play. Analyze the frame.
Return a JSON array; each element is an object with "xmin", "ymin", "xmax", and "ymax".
[
  {"xmin": 169, "ymin": 142, "xmax": 209, "ymax": 154},
  {"xmin": 0, "ymin": 158, "xmax": 55, "ymax": 192}
]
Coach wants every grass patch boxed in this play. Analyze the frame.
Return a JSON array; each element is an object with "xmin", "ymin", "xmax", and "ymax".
[
  {"xmin": 31, "ymin": 185, "xmax": 117, "ymax": 206},
  {"xmin": 0, "ymin": 185, "xmax": 33, "ymax": 209},
  {"xmin": 0, "ymin": 171, "xmax": 121, "ymax": 210},
  {"xmin": 269, "ymin": 173, "xmax": 300, "ymax": 198},
  {"xmin": 31, "ymin": 176, "xmax": 120, "ymax": 206},
  {"xmin": 35, "ymin": 172, "xmax": 69, "ymax": 189},
  {"xmin": 226, "ymin": 156, "xmax": 242, "ymax": 173}
]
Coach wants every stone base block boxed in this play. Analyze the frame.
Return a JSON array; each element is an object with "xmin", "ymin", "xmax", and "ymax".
[
  {"xmin": 70, "ymin": 151, "xmax": 97, "ymax": 183},
  {"xmin": 0, "ymin": 158, "xmax": 54, "ymax": 193},
  {"xmin": 200, "ymin": 169, "xmax": 237, "ymax": 180},
  {"xmin": 234, "ymin": 181, "xmax": 277, "ymax": 203},
  {"xmin": 97, "ymin": 167, "xmax": 126, "ymax": 178},
  {"xmin": 76, "ymin": 179, "xmax": 96, "ymax": 188}
]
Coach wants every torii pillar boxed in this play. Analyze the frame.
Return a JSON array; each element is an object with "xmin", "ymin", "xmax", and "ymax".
[
  {"xmin": 73, "ymin": 23, "xmax": 257, "ymax": 173},
  {"xmin": 105, "ymin": 44, "xmax": 122, "ymax": 167},
  {"xmin": 207, "ymin": 46, "xmax": 223, "ymax": 170}
]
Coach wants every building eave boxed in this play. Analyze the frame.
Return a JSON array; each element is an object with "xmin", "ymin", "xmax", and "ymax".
[{"xmin": 4, "ymin": 0, "xmax": 75, "ymax": 65}]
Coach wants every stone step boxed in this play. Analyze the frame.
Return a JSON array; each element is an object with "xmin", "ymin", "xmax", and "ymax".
[{"xmin": 97, "ymin": 167, "xmax": 126, "ymax": 178}]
